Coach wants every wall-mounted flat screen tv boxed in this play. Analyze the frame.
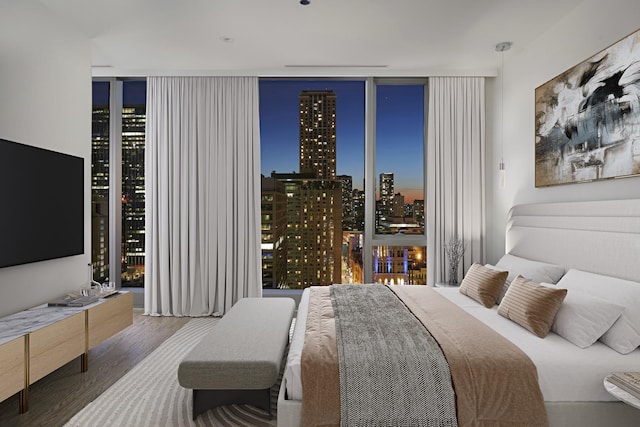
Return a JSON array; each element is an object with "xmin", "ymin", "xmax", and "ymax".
[{"xmin": 0, "ymin": 138, "xmax": 84, "ymax": 268}]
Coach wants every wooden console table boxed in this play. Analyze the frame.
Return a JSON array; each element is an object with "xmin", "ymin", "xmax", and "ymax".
[{"xmin": 0, "ymin": 291, "xmax": 133, "ymax": 413}]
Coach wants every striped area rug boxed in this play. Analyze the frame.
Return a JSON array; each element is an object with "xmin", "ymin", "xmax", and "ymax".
[{"xmin": 64, "ymin": 318, "xmax": 281, "ymax": 427}]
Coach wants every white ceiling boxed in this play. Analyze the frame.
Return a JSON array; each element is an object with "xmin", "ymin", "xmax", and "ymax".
[{"xmin": 38, "ymin": 0, "xmax": 583, "ymax": 77}]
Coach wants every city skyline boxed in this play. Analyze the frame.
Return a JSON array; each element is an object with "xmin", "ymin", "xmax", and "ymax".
[
  {"xmin": 263, "ymin": 90, "xmax": 343, "ymax": 288},
  {"xmin": 261, "ymin": 89, "xmax": 426, "ymax": 288},
  {"xmin": 92, "ymin": 80, "xmax": 146, "ymax": 286},
  {"xmin": 259, "ymin": 80, "xmax": 424, "ymax": 203},
  {"xmin": 96, "ymin": 80, "xmax": 424, "ymax": 203},
  {"xmin": 92, "ymin": 79, "xmax": 427, "ymax": 288}
]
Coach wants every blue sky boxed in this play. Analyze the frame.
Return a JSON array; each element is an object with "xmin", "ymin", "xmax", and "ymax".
[{"xmin": 260, "ymin": 79, "xmax": 424, "ymax": 202}]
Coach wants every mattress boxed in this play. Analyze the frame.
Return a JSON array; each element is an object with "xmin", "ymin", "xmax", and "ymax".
[{"xmin": 284, "ymin": 286, "xmax": 640, "ymax": 403}]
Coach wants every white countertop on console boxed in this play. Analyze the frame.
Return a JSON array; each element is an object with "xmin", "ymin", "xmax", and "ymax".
[{"xmin": 0, "ymin": 292, "xmax": 127, "ymax": 346}]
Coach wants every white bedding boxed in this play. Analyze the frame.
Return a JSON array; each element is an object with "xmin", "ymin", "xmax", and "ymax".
[
  {"xmin": 283, "ymin": 286, "xmax": 640, "ymax": 403},
  {"xmin": 283, "ymin": 287, "xmax": 310, "ymax": 401}
]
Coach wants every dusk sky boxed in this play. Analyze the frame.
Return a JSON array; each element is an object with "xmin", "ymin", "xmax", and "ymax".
[
  {"xmin": 93, "ymin": 79, "xmax": 425, "ymax": 203},
  {"xmin": 259, "ymin": 80, "xmax": 424, "ymax": 203}
]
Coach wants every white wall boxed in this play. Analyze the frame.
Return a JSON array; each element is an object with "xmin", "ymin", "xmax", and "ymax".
[
  {"xmin": 487, "ymin": 0, "xmax": 640, "ymax": 264},
  {"xmin": 0, "ymin": 1, "xmax": 91, "ymax": 317}
]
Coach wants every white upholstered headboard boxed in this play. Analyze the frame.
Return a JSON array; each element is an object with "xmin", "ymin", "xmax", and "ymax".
[{"xmin": 506, "ymin": 199, "xmax": 640, "ymax": 283}]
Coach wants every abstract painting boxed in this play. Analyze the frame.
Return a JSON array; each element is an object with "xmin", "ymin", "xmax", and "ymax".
[{"xmin": 535, "ymin": 28, "xmax": 640, "ymax": 187}]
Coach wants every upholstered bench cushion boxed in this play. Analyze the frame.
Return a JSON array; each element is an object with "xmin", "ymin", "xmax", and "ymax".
[{"xmin": 178, "ymin": 297, "xmax": 295, "ymax": 390}]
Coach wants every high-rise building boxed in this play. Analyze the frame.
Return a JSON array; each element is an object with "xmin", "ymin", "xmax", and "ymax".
[
  {"xmin": 337, "ymin": 174, "xmax": 353, "ymax": 229},
  {"xmin": 413, "ymin": 199, "xmax": 425, "ymax": 226},
  {"xmin": 299, "ymin": 91, "xmax": 337, "ymax": 180},
  {"xmin": 261, "ymin": 89, "xmax": 343, "ymax": 289},
  {"xmin": 91, "ymin": 198, "xmax": 109, "ymax": 282},
  {"xmin": 393, "ymin": 192, "xmax": 405, "ymax": 218},
  {"xmin": 379, "ymin": 173, "xmax": 394, "ymax": 215},
  {"xmin": 403, "ymin": 203, "xmax": 414, "ymax": 218},
  {"xmin": 91, "ymin": 100, "xmax": 110, "ymax": 282},
  {"xmin": 271, "ymin": 173, "xmax": 342, "ymax": 288},
  {"xmin": 352, "ymin": 188, "xmax": 365, "ymax": 231},
  {"xmin": 261, "ymin": 176, "xmax": 287, "ymax": 288},
  {"xmin": 121, "ymin": 103, "xmax": 146, "ymax": 285},
  {"xmin": 378, "ymin": 172, "xmax": 394, "ymax": 232}
]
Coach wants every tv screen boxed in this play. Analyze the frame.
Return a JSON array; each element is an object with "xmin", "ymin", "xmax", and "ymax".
[{"xmin": 0, "ymin": 138, "xmax": 84, "ymax": 268}]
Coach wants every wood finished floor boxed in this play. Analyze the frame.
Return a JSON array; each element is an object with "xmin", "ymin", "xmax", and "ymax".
[{"xmin": 0, "ymin": 309, "xmax": 190, "ymax": 427}]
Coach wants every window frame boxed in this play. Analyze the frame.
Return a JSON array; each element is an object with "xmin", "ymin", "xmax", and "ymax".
[
  {"xmin": 363, "ymin": 77, "xmax": 428, "ymax": 284},
  {"xmin": 92, "ymin": 77, "xmax": 123, "ymax": 287},
  {"xmin": 92, "ymin": 77, "xmax": 146, "ymax": 288},
  {"xmin": 95, "ymin": 76, "xmax": 428, "ymax": 288}
]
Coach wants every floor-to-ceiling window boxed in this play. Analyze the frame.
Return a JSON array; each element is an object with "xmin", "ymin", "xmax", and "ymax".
[
  {"xmin": 120, "ymin": 81, "xmax": 146, "ymax": 286},
  {"xmin": 93, "ymin": 77, "xmax": 425, "ymax": 290},
  {"xmin": 260, "ymin": 80, "xmax": 365, "ymax": 288},
  {"xmin": 91, "ymin": 79, "xmax": 146, "ymax": 287},
  {"xmin": 369, "ymin": 80, "xmax": 427, "ymax": 285},
  {"xmin": 91, "ymin": 82, "xmax": 111, "ymax": 282},
  {"xmin": 259, "ymin": 78, "xmax": 427, "ymax": 288}
]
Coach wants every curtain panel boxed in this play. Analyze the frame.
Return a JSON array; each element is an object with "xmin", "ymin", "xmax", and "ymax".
[
  {"xmin": 426, "ymin": 77, "xmax": 486, "ymax": 286},
  {"xmin": 144, "ymin": 76, "xmax": 262, "ymax": 316}
]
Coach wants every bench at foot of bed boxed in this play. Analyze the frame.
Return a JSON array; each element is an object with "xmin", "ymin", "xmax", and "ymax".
[{"xmin": 177, "ymin": 297, "xmax": 295, "ymax": 420}]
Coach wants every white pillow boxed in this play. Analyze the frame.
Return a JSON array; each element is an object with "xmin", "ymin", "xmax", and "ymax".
[
  {"xmin": 556, "ymin": 269, "xmax": 640, "ymax": 354},
  {"xmin": 495, "ymin": 254, "xmax": 565, "ymax": 284},
  {"xmin": 489, "ymin": 254, "xmax": 565, "ymax": 304},
  {"xmin": 541, "ymin": 284, "xmax": 625, "ymax": 348}
]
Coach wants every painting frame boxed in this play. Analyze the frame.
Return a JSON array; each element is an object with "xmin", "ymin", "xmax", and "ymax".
[{"xmin": 535, "ymin": 28, "xmax": 640, "ymax": 187}]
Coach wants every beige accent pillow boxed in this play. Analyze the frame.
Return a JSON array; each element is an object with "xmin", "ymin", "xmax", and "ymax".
[
  {"xmin": 459, "ymin": 263, "xmax": 508, "ymax": 308},
  {"xmin": 498, "ymin": 275, "xmax": 567, "ymax": 338}
]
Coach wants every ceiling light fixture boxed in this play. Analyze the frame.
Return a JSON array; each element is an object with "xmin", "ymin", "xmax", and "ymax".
[
  {"xmin": 300, "ymin": 0, "xmax": 310, "ymax": 5},
  {"xmin": 496, "ymin": 41, "xmax": 512, "ymax": 189}
]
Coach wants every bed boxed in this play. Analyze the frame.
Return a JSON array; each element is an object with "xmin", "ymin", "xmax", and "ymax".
[{"xmin": 277, "ymin": 199, "xmax": 640, "ymax": 427}]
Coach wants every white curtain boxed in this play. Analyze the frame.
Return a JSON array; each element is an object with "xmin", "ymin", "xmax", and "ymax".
[
  {"xmin": 426, "ymin": 77, "xmax": 486, "ymax": 285},
  {"xmin": 144, "ymin": 76, "xmax": 262, "ymax": 316}
]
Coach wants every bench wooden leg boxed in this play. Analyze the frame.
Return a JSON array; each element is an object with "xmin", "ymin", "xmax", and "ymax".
[{"xmin": 192, "ymin": 388, "xmax": 272, "ymax": 420}]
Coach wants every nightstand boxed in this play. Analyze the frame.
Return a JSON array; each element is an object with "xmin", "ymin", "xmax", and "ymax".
[{"xmin": 604, "ymin": 375, "xmax": 640, "ymax": 410}]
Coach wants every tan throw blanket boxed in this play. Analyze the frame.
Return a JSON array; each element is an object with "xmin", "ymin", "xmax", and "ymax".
[{"xmin": 301, "ymin": 285, "xmax": 548, "ymax": 427}]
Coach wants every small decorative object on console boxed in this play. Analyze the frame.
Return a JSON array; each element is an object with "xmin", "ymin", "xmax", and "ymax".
[
  {"xmin": 48, "ymin": 294, "xmax": 99, "ymax": 307},
  {"xmin": 99, "ymin": 282, "xmax": 118, "ymax": 298}
]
